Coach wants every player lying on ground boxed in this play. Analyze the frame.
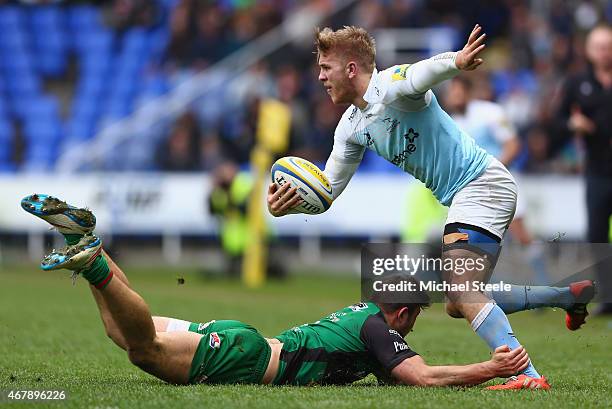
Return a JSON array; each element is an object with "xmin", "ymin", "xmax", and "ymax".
[
  {"xmin": 21, "ymin": 194, "xmax": 537, "ymax": 387},
  {"xmin": 22, "ymin": 195, "xmax": 594, "ymax": 387},
  {"xmin": 267, "ymin": 24, "xmax": 597, "ymax": 389}
]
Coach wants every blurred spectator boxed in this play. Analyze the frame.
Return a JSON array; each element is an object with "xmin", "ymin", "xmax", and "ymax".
[
  {"xmin": 155, "ymin": 111, "xmax": 201, "ymax": 171},
  {"xmin": 105, "ymin": 0, "xmax": 161, "ymax": 30},
  {"xmin": 208, "ymin": 161, "xmax": 250, "ymax": 277},
  {"xmin": 164, "ymin": 0, "xmax": 199, "ymax": 68},
  {"xmin": 207, "ymin": 161, "xmax": 285, "ymax": 279},
  {"xmin": 200, "ymin": 130, "xmax": 225, "ymax": 172},
  {"xmin": 554, "ymin": 24, "xmax": 612, "ymax": 314},
  {"xmin": 2, "ymin": 0, "xmax": 612, "ymax": 176},
  {"xmin": 444, "ymin": 76, "xmax": 521, "ymax": 168}
]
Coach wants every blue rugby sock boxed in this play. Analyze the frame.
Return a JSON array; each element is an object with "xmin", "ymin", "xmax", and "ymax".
[
  {"xmin": 486, "ymin": 285, "xmax": 574, "ymax": 314},
  {"xmin": 473, "ymin": 303, "xmax": 541, "ymax": 378}
]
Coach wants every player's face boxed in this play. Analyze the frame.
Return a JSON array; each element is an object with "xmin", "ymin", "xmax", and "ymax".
[{"xmin": 318, "ymin": 52, "xmax": 354, "ymax": 104}]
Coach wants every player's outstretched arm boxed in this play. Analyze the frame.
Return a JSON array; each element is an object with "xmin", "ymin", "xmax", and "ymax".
[
  {"xmin": 396, "ymin": 24, "xmax": 486, "ymax": 95},
  {"xmin": 391, "ymin": 345, "xmax": 529, "ymax": 387}
]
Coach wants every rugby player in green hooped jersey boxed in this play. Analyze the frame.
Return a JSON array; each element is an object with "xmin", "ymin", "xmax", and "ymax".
[{"xmin": 22, "ymin": 194, "xmax": 530, "ymax": 387}]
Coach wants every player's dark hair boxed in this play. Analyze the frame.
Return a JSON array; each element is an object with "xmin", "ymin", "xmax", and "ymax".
[{"xmin": 369, "ymin": 275, "xmax": 431, "ymax": 314}]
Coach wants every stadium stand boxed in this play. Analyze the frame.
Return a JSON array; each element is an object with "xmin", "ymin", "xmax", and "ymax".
[{"xmin": 0, "ymin": 1, "xmax": 610, "ymax": 174}]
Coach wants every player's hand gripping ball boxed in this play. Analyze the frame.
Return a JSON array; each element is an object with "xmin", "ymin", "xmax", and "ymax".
[{"xmin": 270, "ymin": 157, "xmax": 333, "ymax": 215}]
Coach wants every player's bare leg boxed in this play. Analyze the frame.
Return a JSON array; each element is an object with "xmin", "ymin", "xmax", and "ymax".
[
  {"xmin": 441, "ymin": 232, "xmax": 550, "ymax": 390},
  {"xmin": 41, "ymin": 236, "xmax": 204, "ymax": 384},
  {"xmin": 92, "ymin": 270, "xmax": 202, "ymax": 384},
  {"xmin": 19, "ymin": 195, "xmax": 173, "ymax": 345},
  {"xmin": 87, "ymin": 250, "xmax": 134, "ymax": 348}
]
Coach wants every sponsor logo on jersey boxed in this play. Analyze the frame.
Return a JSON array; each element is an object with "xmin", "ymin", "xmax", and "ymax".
[
  {"xmin": 365, "ymin": 130, "xmax": 375, "ymax": 146},
  {"xmin": 198, "ymin": 320, "xmax": 215, "ymax": 332},
  {"xmin": 392, "ymin": 64, "xmax": 410, "ymax": 81},
  {"xmin": 193, "ymin": 374, "xmax": 209, "ymax": 383},
  {"xmin": 209, "ymin": 332, "xmax": 221, "ymax": 349},
  {"xmin": 349, "ymin": 106, "xmax": 358, "ymax": 122},
  {"xmin": 391, "ymin": 128, "xmax": 420, "ymax": 166},
  {"xmin": 349, "ymin": 302, "xmax": 369, "ymax": 311},
  {"xmin": 394, "ymin": 341, "xmax": 409, "ymax": 352},
  {"xmin": 388, "ymin": 329, "xmax": 402, "ymax": 338},
  {"xmin": 382, "ymin": 117, "xmax": 400, "ymax": 133}
]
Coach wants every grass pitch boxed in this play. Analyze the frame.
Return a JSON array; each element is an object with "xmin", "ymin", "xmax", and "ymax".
[{"xmin": 0, "ymin": 264, "xmax": 610, "ymax": 409}]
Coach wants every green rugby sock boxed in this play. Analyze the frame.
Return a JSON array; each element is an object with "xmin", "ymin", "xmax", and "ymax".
[
  {"xmin": 81, "ymin": 255, "xmax": 113, "ymax": 289},
  {"xmin": 64, "ymin": 234, "xmax": 83, "ymax": 246}
]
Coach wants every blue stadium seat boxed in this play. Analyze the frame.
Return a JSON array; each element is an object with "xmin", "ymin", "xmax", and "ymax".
[
  {"xmin": 116, "ymin": 53, "xmax": 143, "ymax": 72},
  {"xmin": 22, "ymin": 96, "xmax": 60, "ymax": 120},
  {"xmin": 24, "ymin": 119, "xmax": 61, "ymax": 142},
  {"xmin": 123, "ymin": 28, "xmax": 149, "ymax": 55},
  {"xmin": 74, "ymin": 30, "xmax": 114, "ymax": 55},
  {"xmin": 22, "ymin": 145, "xmax": 56, "ymax": 171},
  {"xmin": 68, "ymin": 5, "xmax": 102, "ymax": 31},
  {"xmin": 0, "ymin": 6, "xmax": 24, "ymax": 30},
  {"xmin": 142, "ymin": 73, "xmax": 170, "ymax": 95},
  {"xmin": 71, "ymin": 96, "xmax": 100, "ymax": 119},
  {"xmin": 0, "ymin": 52, "xmax": 34, "ymax": 73},
  {"xmin": 0, "ymin": 118, "xmax": 13, "ymax": 143},
  {"xmin": 36, "ymin": 53, "xmax": 67, "ymax": 77},
  {"xmin": 77, "ymin": 75, "xmax": 106, "ymax": 97},
  {"xmin": 29, "ymin": 5, "xmax": 63, "ymax": 28},
  {"xmin": 0, "ymin": 162, "xmax": 16, "ymax": 172},
  {"xmin": 104, "ymin": 97, "xmax": 133, "ymax": 118},
  {"xmin": 0, "ymin": 139, "xmax": 14, "ymax": 163},
  {"xmin": 80, "ymin": 52, "xmax": 111, "ymax": 77},
  {"xmin": 0, "ymin": 29, "xmax": 28, "ymax": 50},
  {"xmin": 0, "ymin": 97, "xmax": 7, "ymax": 117},
  {"xmin": 64, "ymin": 118, "xmax": 94, "ymax": 143}
]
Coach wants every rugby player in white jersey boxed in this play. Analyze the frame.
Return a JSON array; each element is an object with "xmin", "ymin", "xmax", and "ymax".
[{"xmin": 267, "ymin": 24, "xmax": 595, "ymax": 390}]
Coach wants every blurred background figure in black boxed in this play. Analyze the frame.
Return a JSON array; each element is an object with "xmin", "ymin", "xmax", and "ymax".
[{"xmin": 555, "ymin": 24, "xmax": 612, "ymax": 315}]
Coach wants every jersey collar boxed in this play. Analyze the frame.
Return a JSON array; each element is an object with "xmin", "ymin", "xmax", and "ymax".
[{"xmin": 362, "ymin": 67, "xmax": 387, "ymax": 107}]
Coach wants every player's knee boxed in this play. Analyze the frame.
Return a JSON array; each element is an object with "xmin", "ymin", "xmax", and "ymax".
[{"xmin": 127, "ymin": 346, "xmax": 156, "ymax": 369}]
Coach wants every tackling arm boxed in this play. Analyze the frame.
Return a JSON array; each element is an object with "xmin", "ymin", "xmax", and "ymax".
[{"xmin": 391, "ymin": 345, "xmax": 529, "ymax": 387}]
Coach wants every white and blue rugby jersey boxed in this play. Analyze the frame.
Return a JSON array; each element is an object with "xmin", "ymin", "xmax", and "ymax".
[
  {"xmin": 324, "ymin": 53, "xmax": 491, "ymax": 206},
  {"xmin": 452, "ymin": 100, "xmax": 516, "ymax": 160}
]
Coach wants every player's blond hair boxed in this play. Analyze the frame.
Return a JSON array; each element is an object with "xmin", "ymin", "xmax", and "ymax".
[{"xmin": 314, "ymin": 26, "xmax": 376, "ymax": 72}]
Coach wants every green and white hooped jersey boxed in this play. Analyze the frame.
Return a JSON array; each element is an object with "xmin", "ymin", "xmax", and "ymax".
[
  {"xmin": 324, "ymin": 54, "xmax": 492, "ymax": 206},
  {"xmin": 273, "ymin": 302, "xmax": 418, "ymax": 385}
]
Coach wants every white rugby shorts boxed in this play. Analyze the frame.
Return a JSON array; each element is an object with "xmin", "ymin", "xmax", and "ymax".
[{"xmin": 445, "ymin": 157, "xmax": 517, "ymax": 240}]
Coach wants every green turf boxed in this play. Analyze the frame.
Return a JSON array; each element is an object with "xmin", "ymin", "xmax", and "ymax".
[{"xmin": 0, "ymin": 265, "xmax": 610, "ymax": 408}]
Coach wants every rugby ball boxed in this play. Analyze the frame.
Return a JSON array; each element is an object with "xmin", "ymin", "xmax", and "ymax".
[{"xmin": 270, "ymin": 156, "xmax": 334, "ymax": 215}]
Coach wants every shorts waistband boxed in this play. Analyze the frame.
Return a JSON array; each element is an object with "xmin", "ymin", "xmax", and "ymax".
[{"xmin": 252, "ymin": 339, "xmax": 272, "ymax": 383}]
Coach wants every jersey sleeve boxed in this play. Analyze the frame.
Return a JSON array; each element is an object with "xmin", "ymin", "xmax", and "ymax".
[
  {"xmin": 386, "ymin": 52, "xmax": 460, "ymax": 99},
  {"xmin": 360, "ymin": 314, "xmax": 418, "ymax": 372},
  {"xmin": 323, "ymin": 117, "xmax": 365, "ymax": 200}
]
